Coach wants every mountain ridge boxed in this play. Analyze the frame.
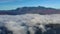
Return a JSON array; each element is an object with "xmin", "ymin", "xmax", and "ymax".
[{"xmin": 0, "ymin": 6, "xmax": 60, "ymax": 15}]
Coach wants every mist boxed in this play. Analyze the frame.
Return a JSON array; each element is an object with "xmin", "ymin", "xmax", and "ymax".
[{"xmin": 0, "ymin": 14, "xmax": 60, "ymax": 34}]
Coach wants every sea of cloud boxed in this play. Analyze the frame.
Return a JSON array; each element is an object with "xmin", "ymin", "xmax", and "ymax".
[{"xmin": 0, "ymin": 14, "xmax": 60, "ymax": 34}]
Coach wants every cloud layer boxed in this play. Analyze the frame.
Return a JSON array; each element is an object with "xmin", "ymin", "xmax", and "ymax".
[{"xmin": 0, "ymin": 14, "xmax": 60, "ymax": 34}]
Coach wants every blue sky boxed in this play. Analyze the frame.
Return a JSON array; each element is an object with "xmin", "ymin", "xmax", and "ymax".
[{"xmin": 0, "ymin": 0, "xmax": 60, "ymax": 10}]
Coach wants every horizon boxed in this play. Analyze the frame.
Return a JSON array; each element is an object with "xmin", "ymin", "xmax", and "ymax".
[
  {"xmin": 0, "ymin": 0, "xmax": 60, "ymax": 10},
  {"xmin": 0, "ymin": 6, "xmax": 58, "ymax": 10}
]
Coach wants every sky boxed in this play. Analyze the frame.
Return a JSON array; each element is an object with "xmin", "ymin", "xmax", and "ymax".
[{"xmin": 0, "ymin": 0, "xmax": 60, "ymax": 10}]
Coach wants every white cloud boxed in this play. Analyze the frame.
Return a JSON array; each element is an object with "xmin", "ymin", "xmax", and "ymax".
[{"xmin": 0, "ymin": 14, "xmax": 60, "ymax": 34}]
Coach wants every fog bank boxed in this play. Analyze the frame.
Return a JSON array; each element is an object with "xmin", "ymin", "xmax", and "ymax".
[{"xmin": 0, "ymin": 14, "xmax": 60, "ymax": 34}]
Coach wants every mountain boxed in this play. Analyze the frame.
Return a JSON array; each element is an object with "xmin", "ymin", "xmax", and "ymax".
[{"xmin": 0, "ymin": 6, "xmax": 60, "ymax": 15}]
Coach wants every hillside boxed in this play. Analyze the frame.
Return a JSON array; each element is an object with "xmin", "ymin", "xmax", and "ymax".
[{"xmin": 0, "ymin": 6, "xmax": 60, "ymax": 15}]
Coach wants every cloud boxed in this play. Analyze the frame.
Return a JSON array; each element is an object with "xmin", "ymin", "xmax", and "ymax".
[
  {"xmin": 0, "ymin": 14, "xmax": 60, "ymax": 34},
  {"xmin": 0, "ymin": 0, "xmax": 22, "ymax": 2},
  {"xmin": 0, "ymin": 0, "xmax": 21, "ymax": 3},
  {"xmin": 0, "ymin": 0, "xmax": 13, "ymax": 2}
]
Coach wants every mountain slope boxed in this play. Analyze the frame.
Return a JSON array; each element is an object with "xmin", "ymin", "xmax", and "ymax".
[{"xmin": 0, "ymin": 6, "xmax": 60, "ymax": 15}]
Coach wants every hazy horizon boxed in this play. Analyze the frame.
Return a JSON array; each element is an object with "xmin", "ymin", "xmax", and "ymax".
[{"xmin": 0, "ymin": 0, "xmax": 60, "ymax": 10}]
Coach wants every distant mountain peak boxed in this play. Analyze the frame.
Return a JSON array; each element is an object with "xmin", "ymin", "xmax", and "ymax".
[{"xmin": 0, "ymin": 6, "xmax": 60, "ymax": 15}]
